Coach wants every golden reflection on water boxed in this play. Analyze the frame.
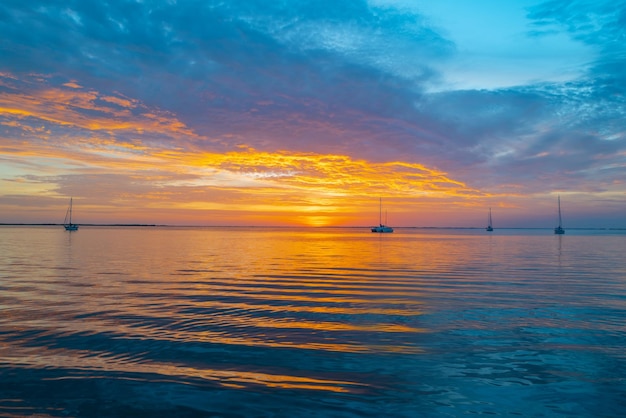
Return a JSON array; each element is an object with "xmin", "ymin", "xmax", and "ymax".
[
  {"xmin": 2, "ymin": 226, "xmax": 626, "ymax": 409},
  {"xmin": 8, "ymin": 350, "xmax": 367, "ymax": 393},
  {"xmin": 2, "ymin": 228, "xmax": 433, "ymax": 363}
]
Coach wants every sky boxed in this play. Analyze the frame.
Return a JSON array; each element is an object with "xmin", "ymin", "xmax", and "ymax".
[{"xmin": 1, "ymin": 0, "xmax": 625, "ymax": 227}]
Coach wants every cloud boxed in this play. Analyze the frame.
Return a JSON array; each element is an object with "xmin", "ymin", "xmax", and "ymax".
[
  {"xmin": 0, "ymin": 74, "xmax": 195, "ymax": 135},
  {"xmin": 1, "ymin": 0, "xmax": 625, "ymax": 226}
]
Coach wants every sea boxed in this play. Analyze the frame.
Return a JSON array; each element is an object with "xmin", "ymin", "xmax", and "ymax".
[{"xmin": 1, "ymin": 226, "xmax": 625, "ymax": 417}]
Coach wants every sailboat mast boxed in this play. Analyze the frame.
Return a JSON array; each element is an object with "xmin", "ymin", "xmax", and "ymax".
[
  {"xmin": 63, "ymin": 197, "xmax": 79, "ymax": 231},
  {"xmin": 553, "ymin": 195, "xmax": 565, "ymax": 234},
  {"xmin": 379, "ymin": 197, "xmax": 382, "ymax": 225}
]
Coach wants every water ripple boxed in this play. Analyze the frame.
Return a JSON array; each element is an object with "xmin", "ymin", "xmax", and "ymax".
[{"xmin": 1, "ymin": 227, "xmax": 625, "ymax": 416}]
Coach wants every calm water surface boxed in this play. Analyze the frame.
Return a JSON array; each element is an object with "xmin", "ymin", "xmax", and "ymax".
[{"xmin": 1, "ymin": 226, "xmax": 625, "ymax": 417}]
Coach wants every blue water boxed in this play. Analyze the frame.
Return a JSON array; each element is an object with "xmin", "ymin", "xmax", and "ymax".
[{"xmin": 1, "ymin": 226, "xmax": 625, "ymax": 417}]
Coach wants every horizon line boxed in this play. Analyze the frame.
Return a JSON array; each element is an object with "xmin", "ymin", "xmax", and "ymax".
[{"xmin": 2, "ymin": 223, "xmax": 625, "ymax": 231}]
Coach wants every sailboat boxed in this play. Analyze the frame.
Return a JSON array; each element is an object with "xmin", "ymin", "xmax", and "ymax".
[
  {"xmin": 63, "ymin": 198, "xmax": 79, "ymax": 231},
  {"xmin": 486, "ymin": 208, "xmax": 493, "ymax": 232},
  {"xmin": 554, "ymin": 195, "xmax": 564, "ymax": 235},
  {"xmin": 371, "ymin": 198, "xmax": 393, "ymax": 233}
]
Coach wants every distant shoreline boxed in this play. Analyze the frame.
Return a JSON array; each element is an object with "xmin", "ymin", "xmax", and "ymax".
[{"xmin": 0, "ymin": 223, "xmax": 161, "ymax": 227}]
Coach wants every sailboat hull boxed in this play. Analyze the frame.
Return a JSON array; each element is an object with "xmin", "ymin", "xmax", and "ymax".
[
  {"xmin": 64, "ymin": 224, "xmax": 79, "ymax": 231},
  {"xmin": 371, "ymin": 226, "xmax": 393, "ymax": 233}
]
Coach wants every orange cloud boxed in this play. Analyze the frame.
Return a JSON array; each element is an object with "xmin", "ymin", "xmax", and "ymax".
[
  {"xmin": 0, "ymin": 75, "xmax": 198, "ymax": 138},
  {"xmin": 1, "ymin": 73, "xmax": 491, "ymax": 226},
  {"xmin": 161, "ymin": 148, "xmax": 480, "ymax": 198}
]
